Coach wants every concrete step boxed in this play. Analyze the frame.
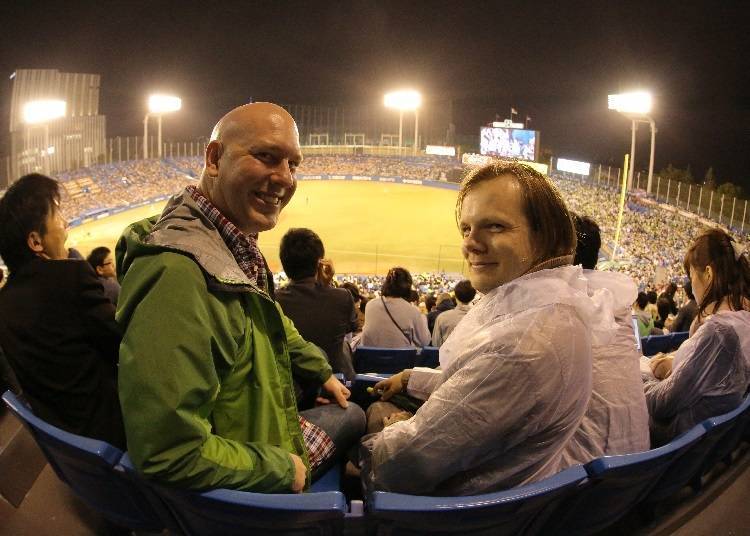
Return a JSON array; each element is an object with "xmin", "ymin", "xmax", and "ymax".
[{"xmin": 0, "ymin": 408, "xmax": 47, "ymax": 508}]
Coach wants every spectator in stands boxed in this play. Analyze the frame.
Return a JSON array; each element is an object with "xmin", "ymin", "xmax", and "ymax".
[
  {"xmin": 360, "ymin": 162, "xmax": 615, "ymax": 495},
  {"xmin": 360, "ymin": 267, "xmax": 431, "ymax": 349},
  {"xmin": 424, "ymin": 294, "xmax": 437, "ymax": 316},
  {"xmin": 426, "ymin": 292, "xmax": 454, "ymax": 334},
  {"xmin": 341, "ymin": 282, "xmax": 366, "ymax": 332},
  {"xmin": 646, "ymin": 290, "xmax": 659, "ymax": 321},
  {"xmin": 643, "ymin": 229, "xmax": 750, "ymax": 445},
  {"xmin": 560, "ymin": 214, "xmax": 649, "ymax": 463},
  {"xmin": 670, "ymin": 281, "xmax": 698, "ymax": 333},
  {"xmin": 0, "ymin": 174, "xmax": 124, "ymax": 448},
  {"xmin": 116, "ymin": 103, "xmax": 364, "ymax": 494},
  {"xmin": 277, "ymin": 228, "xmax": 358, "ymax": 380},
  {"xmin": 431, "ymin": 280, "xmax": 475, "ymax": 347},
  {"xmin": 86, "ymin": 246, "xmax": 120, "ymax": 305},
  {"xmin": 633, "ymin": 291, "xmax": 655, "ymax": 337},
  {"xmin": 659, "ymin": 282, "xmax": 679, "ymax": 316},
  {"xmin": 653, "ymin": 297, "xmax": 672, "ymax": 331}
]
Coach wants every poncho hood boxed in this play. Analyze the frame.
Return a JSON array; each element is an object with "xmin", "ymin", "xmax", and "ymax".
[{"xmin": 440, "ymin": 264, "xmax": 616, "ymax": 369}]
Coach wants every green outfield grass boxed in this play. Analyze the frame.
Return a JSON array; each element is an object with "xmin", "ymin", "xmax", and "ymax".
[{"xmin": 67, "ymin": 181, "xmax": 467, "ymax": 275}]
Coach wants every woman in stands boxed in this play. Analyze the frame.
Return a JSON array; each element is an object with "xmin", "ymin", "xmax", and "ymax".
[
  {"xmin": 644, "ymin": 228, "xmax": 750, "ymax": 445},
  {"xmin": 360, "ymin": 162, "xmax": 616, "ymax": 496},
  {"xmin": 360, "ymin": 267, "xmax": 431, "ymax": 349}
]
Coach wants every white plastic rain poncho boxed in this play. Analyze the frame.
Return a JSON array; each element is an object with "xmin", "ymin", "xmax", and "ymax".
[
  {"xmin": 644, "ymin": 310, "xmax": 750, "ymax": 446},
  {"xmin": 360, "ymin": 265, "xmax": 617, "ymax": 496},
  {"xmin": 561, "ymin": 270, "xmax": 650, "ymax": 466}
]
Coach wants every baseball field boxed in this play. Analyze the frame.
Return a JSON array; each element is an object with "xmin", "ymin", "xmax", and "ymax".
[{"xmin": 67, "ymin": 180, "xmax": 467, "ymax": 276}]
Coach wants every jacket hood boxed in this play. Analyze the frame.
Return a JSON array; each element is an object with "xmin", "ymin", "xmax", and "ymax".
[
  {"xmin": 439, "ymin": 265, "xmax": 616, "ymax": 370},
  {"xmin": 583, "ymin": 269, "xmax": 638, "ymax": 315},
  {"xmin": 116, "ymin": 188, "xmax": 262, "ymax": 292}
]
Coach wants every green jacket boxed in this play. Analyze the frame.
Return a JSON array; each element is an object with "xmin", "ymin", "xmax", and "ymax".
[{"xmin": 115, "ymin": 189, "xmax": 332, "ymax": 492}]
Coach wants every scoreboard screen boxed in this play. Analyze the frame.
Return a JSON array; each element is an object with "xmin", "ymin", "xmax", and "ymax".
[{"xmin": 480, "ymin": 127, "xmax": 537, "ymax": 161}]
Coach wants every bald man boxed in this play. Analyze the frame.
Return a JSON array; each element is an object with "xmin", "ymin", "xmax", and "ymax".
[{"xmin": 116, "ymin": 103, "xmax": 364, "ymax": 493}]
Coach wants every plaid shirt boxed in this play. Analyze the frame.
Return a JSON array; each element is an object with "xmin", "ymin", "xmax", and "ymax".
[
  {"xmin": 186, "ymin": 185, "xmax": 335, "ymax": 472},
  {"xmin": 187, "ymin": 185, "xmax": 268, "ymax": 292}
]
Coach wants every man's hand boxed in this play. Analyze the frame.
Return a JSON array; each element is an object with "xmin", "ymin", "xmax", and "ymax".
[
  {"xmin": 289, "ymin": 453, "xmax": 307, "ymax": 493},
  {"xmin": 373, "ymin": 370, "xmax": 408, "ymax": 401},
  {"xmin": 322, "ymin": 375, "xmax": 350, "ymax": 408},
  {"xmin": 317, "ymin": 258, "xmax": 335, "ymax": 287}
]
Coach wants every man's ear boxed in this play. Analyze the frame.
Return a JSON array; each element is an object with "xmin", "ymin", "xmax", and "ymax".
[
  {"xmin": 95, "ymin": 265, "xmax": 105, "ymax": 277},
  {"xmin": 204, "ymin": 140, "xmax": 223, "ymax": 177},
  {"xmin": 27, "ymin": 231, "xmax": 44, "ymax": 253}
]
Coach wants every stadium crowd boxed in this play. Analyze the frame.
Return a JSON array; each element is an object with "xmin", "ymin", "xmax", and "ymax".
[
  {"xmin": 36, "ymin": 154, "xmax": 749, "ymax": 292},
  {"xmin": 55, "ymin": 159, "xmax": 195, "ymax": 221},
  {"xmin": 0, "ymin": 103, "xmax": 749, "ymax": 532}
]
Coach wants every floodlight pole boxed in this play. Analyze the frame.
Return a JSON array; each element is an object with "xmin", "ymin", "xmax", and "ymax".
[
  {"xmin": 628, "ymin": 120, "xmax": 637, "ymax": 190},
  {"xmin": 398, "ymin": 110, "xmax": 403, "ymax": 155},
  {"xmin": 143, "ymin": 113, "xmax": 151, "ymax": 159},
  {"xmin": 157, "ymin": 115, "xmax": 163, "ymax": 158},
  {"xmin": 646, "ymin": 117, "xmax": 656, "ymax": 194},
  {"xmin": 413, "ymin": 108, "xmax": 419, "ymax": 156}
]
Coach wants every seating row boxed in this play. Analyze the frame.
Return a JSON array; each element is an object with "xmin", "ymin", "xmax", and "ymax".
[
  {"xmin": 4, "ymin": 384, "xmax": 750, "ymax": 535},
  {"xmin": 353, "ymin": 346, "xmax": 439, "ymax": 374},
  {"xmin": 641, "ymin": 331, "xmax": 690, "ymax": 357},
  {"xmin": 353, "ymin": 332, "xmax": 691, "ymax": 376}
]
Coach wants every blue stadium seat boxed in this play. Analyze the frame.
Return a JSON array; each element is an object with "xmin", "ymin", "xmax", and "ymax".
[
  {"xmin": 547, "ymin": 424, "xmax": 706, "ymax": 535},
  {"xmin": 368, "ymin": 464, "xmax": 588, "ymax": 535},
  {"xmin": 644, "ymin": 396, "xmax": 750, "ymax": 509},
  {"xmin": 128, "ymin": 466, "xmax": 348, "ymax": 536},
  {"xmin": 641, "ymin": 331, "xmax": 689, "ymax": 356},
  {"xmin": 310, "ymin": 462, "xmax": 343, "ymax": 493},
  {"xmin": 349, "ymin": 374, "xmax": 388, "ymax": 411},
  {"xmin": 416, "ymin": 346, "xmax": 440, "ymax": 368},
  {"xmin": 353, "ymin": 346, "xmax": 417, "ymax": 374},
  {"xmin": 1, "ymin": 390, "xmax": 164, "ymax": 531},
  {"xmin": 698, "ymin": 395, "xmax": 750, "ymax": 471}
]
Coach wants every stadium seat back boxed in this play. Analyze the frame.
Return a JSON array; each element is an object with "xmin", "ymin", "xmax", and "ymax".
[
  {"xmin": 353, "ymin": 347, "xmax": 417, "ymax": 374},
  {"xmin": 641, "ymin": 331, "xmax": 689, "ymax": 356},
  {"xmin": 139, "ymin": 476, "xmax": 347, "ymax": 536},
  {"xmin": 1, "ymin": 391, "xmax": 164, "ymax": 531},
  {"xmin": 349, "ymin": 374, "xmax": 388, "ymax": 411},
  {"xmin": 646, "ymin": 397, "xmax": 750, "ymax": 505},
  {"xmin": 699, "ymin": 395, "xmax": 750, "ymax": 471},
  {"xmin": 547, "ymin": 424, "xmax": 706, "ymax": 535},
  {"xmin": 368, "ymin": 464, "xmax": 588, "ymax": 535},
  {"xmin": 415, "ymin": 346, "xmax": 440, "ymax": 368}
]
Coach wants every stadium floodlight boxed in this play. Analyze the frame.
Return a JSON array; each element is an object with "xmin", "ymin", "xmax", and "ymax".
[
  {"xmin": 608, "ymin": 90, "xmax": 657, "ymax": 194},
  {"xmin": 384, "ymin": 90, "xmax": 422, "ymax": 111},
  {"xmin": 22, "ymin": 99, "xmax": 66, "ymax": 124},
  {"xmin": 384, "ymin": 90, "xmax": 422, "ymax": 155},
  {"xmin": 148, "ymin": 94, "xmax": 182, "ymax": 114},
  {"xmin": 607, "ymin": 91, "xmax": 652, "ymax": 115},
  {"xmin": 22, "ymin": 100, "xmax": 66, "ymax": 175},
  {"xmin": 144, "ymin": 94, "xmax": 182, "ymax": 159}
]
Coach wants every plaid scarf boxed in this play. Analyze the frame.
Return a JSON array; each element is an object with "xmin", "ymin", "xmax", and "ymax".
[{"xmin": 187, "ymin": 185, "xmax": 267, "ymax": 291}]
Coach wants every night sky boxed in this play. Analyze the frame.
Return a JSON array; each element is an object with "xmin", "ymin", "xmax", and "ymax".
[{"xmin": 1, "ymin": 0, "xmax": 748, "ymax": 189}]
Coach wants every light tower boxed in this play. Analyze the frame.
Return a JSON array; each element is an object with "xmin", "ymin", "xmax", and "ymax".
[
  {"xmin": 22, "ymin": 99, "xmax": 67, "ymax": 174},
  {"xmin": 608, "ymin": 91, "xmax": 657, "ymax": 193},
  {"xmin": 144, "ymin": 94, "xmax": 182, "ymax": 159},
  {"xmin": 384, "ymin": 90, "xmax": 422, "ymax": 155}
]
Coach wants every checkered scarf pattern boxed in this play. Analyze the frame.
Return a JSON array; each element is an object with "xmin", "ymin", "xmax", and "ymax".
[
  {"xmin": 298, "ymin": 415, "xmax": 336, "ymax": 472},
  {"xmin": 186, "ymin": 185, "xmax": 335, "ymax": 473},
  {"xmin": 187, "ymin": 185, "xmax": 267, "ymax": 292}
]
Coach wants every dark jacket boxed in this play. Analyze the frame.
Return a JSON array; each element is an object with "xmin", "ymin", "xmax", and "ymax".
[
  {"xmin": 427, "ymin": 299, "xmax": 455, "ymax": 334},
  {"xmin": 0, "ymin": 258, "xmax": 124, "ymax": 448},
  {"xmin": 672, "ymin": 300, "xmax": 698, "ymax": 333},
  {"xmin": 277, "ymin": 278, "xmax": 358, "ymax": 380}
]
